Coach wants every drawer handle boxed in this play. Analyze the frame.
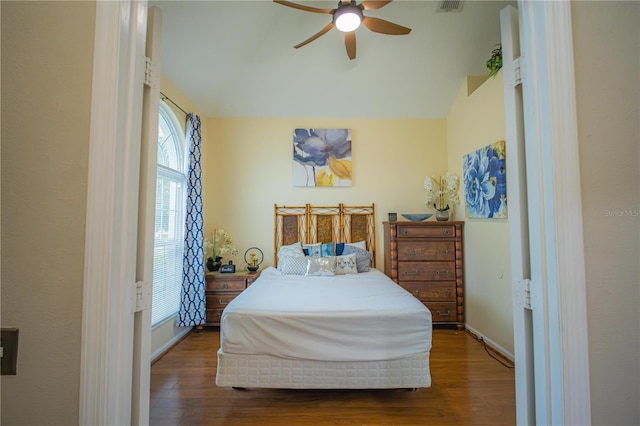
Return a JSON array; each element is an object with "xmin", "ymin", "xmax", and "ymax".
[
  {"xmin": 436, "ymin": 310, "xmax": 451, "ymax": 316},
  {"xmin": 434, "ymin": 249, "xmax": 450, "ymax": 255},
  {"xmin": 222, "ymin": 283, "xmax": 229, "ymax": 289},
  {"xmin": 435, "ymin": 270, "xmax": 449, "ymax": 275},
  {"xmin": 404, "ymin": 271, "xmax": 420, "ymax": 275},
  {"xmin": 402, "ymin": 229, "xmax": 409, "ymax": 236},
  {"xmin": 404, "ymin": 249, "xmax": 418, "ymax": 255},
  {"xmin": 218, "ymin": 299, "xmax": 229, "ymax": 306},
  {"xmin": 437, "ymin": 290, "xmax": 452, "ymax": 297},
  {"xmin": 442, "ymin": 229, "xmax": 451, "ymax": 236},
  {"xmin": 414, "ymin": 290, "xmax": 420, "ymax": 295}
]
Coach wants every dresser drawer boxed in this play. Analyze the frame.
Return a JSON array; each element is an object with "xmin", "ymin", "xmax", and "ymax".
[
  {"xmin": 398, "ymin": 261, "xmax": 455, "ymax": 281},
  {"xmin": 206, "ymin": 308, "xmax": 225, "ymax": 324},
  {"xmin": 397, "ymin": 225, "xmax": 456, "ymax": 238},
  {"xmin": 426, "ymin": 302, "xmax": 457, "ymax": 322},
  {"xmin": 398, "ymin": 241, "xmax": 455, "ymax": 261},
  {"xmin": 401, "ymin": 282, "xmax": 456, "ymax": 302},
  {"xmin": 206, "ymin": 277, "xmax": 246, "ymax": 291},
  {"xmin": 206, "ymin": 293, "xmax": 238, "ymax": 309}
]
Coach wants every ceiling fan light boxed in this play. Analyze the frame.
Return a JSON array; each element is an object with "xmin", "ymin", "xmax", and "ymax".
[{"xmin": 334, "ymin": 5, "xmax": 363, "ymax": 32}]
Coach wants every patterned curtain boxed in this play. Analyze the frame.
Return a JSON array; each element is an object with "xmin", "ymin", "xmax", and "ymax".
[{"xmin": 178, "ymin": 113, "xmax": 206, "ymax": 326}]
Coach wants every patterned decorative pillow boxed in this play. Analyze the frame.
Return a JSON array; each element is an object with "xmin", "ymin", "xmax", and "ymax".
[
  {"xmin": 346, "ymin": 240, "xmax": 367, "ymax": 250},
  {"xmin": 341, "ymin": 245, "xmax": 371, "ymax": 272},
  {"xmin": 277, "ymin": 241, "xmax": 305, "ymax": 261},
  {"xmin": 278, "ymin": 255, "xmax": 308, "ymax": 275},
  {"xmin": 303, "ymin": 243, "xmax": 321, "ymax": 257},
  {"xmin": 303, "ymin": 242, "xmax": 336, "ymax": 257},
  {"xmin": 305, "ymin": 256, "xmax": 336, "ymax": 276},
  {"xmin": 335, "ymin": 253, "xmax": 358, "ymax": 275},
  {"xmin": 319, "ymin": 242, "xmax": 335, "ymax": 257}
]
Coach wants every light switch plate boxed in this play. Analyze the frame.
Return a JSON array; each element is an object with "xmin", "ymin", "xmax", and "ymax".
[{"xmin": 1, "ymin": 328, "xmax": 19, "ymax": 375}]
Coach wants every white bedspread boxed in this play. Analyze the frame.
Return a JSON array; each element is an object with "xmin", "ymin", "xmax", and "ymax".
[{"xmin": 220, "ymin": 267, "xmax": 432, "ymax": 361}]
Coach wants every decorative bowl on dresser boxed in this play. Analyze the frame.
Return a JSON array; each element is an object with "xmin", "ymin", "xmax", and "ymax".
[
  {"xmin": 383, "ymin": 221, "xmax": 464, "ymax": 329},
  {"xmin": 204, "ymin": 270, "xmax": 261, "ymax": 326},
  {"xmin": 400, "ymin": 213, "xmax": 433, "ymax": 222}
]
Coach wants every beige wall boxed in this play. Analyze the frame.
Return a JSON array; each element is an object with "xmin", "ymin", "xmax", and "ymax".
[
  {"xmin": 1, "ymin": 1, "xmax": 96, "ymax": 424},
  {"xmin": 572, "ymin": 1, "xmax": 640, "ymax": 424},
  {"xmin": 203, "ymin": 117, "xmax": 448, "ymax": 269},
  {"xmin": 446, "ymin": 72, "xmax": 513, "ymax": 356}
]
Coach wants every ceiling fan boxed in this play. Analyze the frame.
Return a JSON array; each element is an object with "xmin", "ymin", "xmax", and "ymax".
[{"xmin": 274, "ymin": 0, "xmax": 411, "ymax": 60}]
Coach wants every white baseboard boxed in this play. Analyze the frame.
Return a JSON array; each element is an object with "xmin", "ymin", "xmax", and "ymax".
[
  {"xmin": 464, "ymin": 324, "xmax": 515, "ymax": 362},
  {"xmin": 151, "ymin": 327, "xmax": 192, "ymax": 363}
]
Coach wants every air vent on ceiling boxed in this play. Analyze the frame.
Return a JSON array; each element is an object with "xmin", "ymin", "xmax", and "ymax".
[{"xmin": 437, "ymin": 0, "xmax": 464, "ymax": 13}]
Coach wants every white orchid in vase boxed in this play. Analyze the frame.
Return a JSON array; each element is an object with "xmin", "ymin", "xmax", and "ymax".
[
  {"xmin": 424, "ymin": 172, "xmax": 460, "ymax": 213},
  {"xmin": 204, "ymin": 229, "xmax": 238, "ymax": 262}
]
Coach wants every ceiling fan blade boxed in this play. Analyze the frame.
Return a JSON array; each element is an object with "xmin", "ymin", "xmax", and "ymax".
[
  {"xmin": 359, "ymin": 0, "xmax": 393, "ymax": 10},
  {"xmin": 362, "ymin": 16, "xmax": 411, "ymax": 35},
  {"xmin": 294, "ymin": 22, "xmax": 335, "ymax": 49},
  {"xmin": 345, "ymin": 31, "xmax": 356, "ymax": 60},
  {"xmin": 273, "ymin": 0, "xmax": 334, "ymax": 14}
]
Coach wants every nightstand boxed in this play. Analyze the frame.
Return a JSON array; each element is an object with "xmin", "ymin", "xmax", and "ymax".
[{"xmin": 204, "ymin": 270, "xmax": 261, "ymax": 326}]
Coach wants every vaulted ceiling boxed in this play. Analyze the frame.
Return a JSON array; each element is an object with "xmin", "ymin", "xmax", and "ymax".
[{"xmin": 151, "ymin": 0, "xmax": 513, "ymax": 118}]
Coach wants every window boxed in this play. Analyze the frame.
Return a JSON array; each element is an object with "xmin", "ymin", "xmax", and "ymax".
[{"xmin": 152, "ymin": 103, "xmax": 186, "ymax": 327}]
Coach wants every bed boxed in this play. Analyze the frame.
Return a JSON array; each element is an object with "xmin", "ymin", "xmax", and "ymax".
[{"xmin": 215, "ymin": 204, "xmax": 432, "ymax": 389}]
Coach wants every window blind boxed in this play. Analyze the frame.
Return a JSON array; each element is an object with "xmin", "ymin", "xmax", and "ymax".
[{"xmin": 152, "ymin": 104, "xmax": 186, "ymax": 327}]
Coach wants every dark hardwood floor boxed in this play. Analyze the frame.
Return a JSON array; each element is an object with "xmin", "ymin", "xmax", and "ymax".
[{"xmin": 150, "ymin": 328, "xmax": 515, "ymax": 425}]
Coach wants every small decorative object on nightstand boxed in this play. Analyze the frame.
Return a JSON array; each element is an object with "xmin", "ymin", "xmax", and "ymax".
[
  {"xmin": 220, "ymin": 260, "xmax": 236, "ymax": 273},
  {"xmin": 244, "ymin": 247, "xmax": 264, "ymax": 273}
]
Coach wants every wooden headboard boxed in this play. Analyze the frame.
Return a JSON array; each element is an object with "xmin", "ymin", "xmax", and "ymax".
[{"xmin": 274, "ymin": 204, "xmax": 376, "ymax": 267}]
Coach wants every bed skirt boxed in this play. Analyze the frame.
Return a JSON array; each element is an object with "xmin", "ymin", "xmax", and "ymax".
[{"xmin": 215, "ymin": 349, "xmax": 431, "ymax": 389}]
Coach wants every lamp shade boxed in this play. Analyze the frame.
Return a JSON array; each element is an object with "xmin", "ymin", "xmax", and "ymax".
[{"xmin": 333, "ymin": 3, "xmax": 363, "ymax": 32}]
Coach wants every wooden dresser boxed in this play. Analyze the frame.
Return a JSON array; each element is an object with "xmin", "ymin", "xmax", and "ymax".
[
  {"xmin": 204, "ymin": 270, "xmax": 261, "ymax": 326},
  {"xmin": 383, "ymin": 221, "xmax": 464, "ymax": 329}
]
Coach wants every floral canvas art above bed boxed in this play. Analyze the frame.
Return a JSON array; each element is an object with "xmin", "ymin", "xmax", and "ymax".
[
  {"xmin": 463, "ymin": 140, "xmax": 507, "ymax": 219},
  {"xmin": 292, "ymin": 128, "xmax": 352, "ymax": 187}
]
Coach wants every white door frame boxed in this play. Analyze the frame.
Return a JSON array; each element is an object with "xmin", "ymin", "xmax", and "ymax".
[
  {"xmin": 80, "ymin": 1, "xmax": 148, "ymax": 424},
  {"xmin": 81, "ymin": 1, "xmax": 592, "ymax": 424},
  {"xmin": 131, "ymin": 5, "xmax": 162, "ymax": 426},
  {"xmin": 501, "ymin": 6, "xmax": 536, "ymax": 425},
  {"xmin": 509, "ymin": 1, "xmax": 592, "ymax": 424}
]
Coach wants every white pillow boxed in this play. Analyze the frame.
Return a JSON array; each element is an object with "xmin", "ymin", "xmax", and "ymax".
[
  {"xmin": 305, "ymin": 256, "xmax": 336, "ymax": 276},
  {"xmin": 278, "ymin": 255, "xmax": 307, "ymax": 275},
  {"xmin": 335, "ymin": 253, "xmax": 358, "ymax": 275},
  {"xmin": 346, "ymin": 240, "xmax": 366, "ymax": 250},
  {"xmin": 277, "ymin": 241, "xmax": 305, "ymax": 261}
]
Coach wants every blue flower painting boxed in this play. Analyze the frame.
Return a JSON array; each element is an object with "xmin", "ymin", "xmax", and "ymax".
[
  {"xmin": 292, "ymin": 128, "xmax": 352, "ymax": 187},
  {"xmin": 463, "ymin": 140, "xmax": 507, "ymax": 219}
]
